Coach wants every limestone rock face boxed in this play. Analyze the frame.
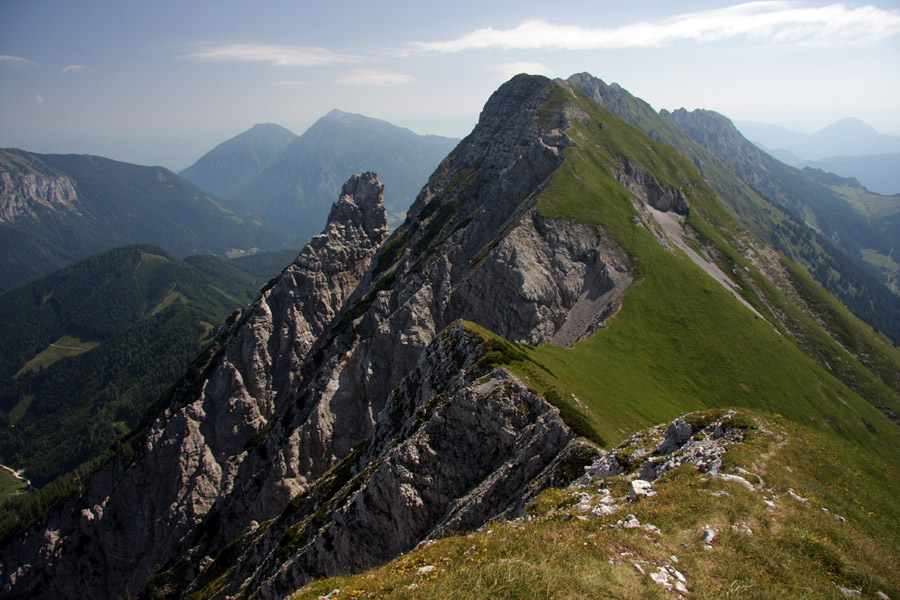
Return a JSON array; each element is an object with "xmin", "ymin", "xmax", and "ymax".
[
  {"xmin": 222, "ymin": 324, "xmax": 599, "ymax": 599},
  {"xmin": 0, "ymin": 153, "xmax": 78, "ymax": 222},
  {"xmin": 616, "ymin": 158, "xmax": 689, "ymax": 215}
]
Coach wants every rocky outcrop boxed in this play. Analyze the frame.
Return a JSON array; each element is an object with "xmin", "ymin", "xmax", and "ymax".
[
  {"xmin": 0, "ymin": 151, "xmax": 78, "ymax": 222},
  {"xmin": 616, "ymin": 158, "xmax": 689, "ymax": 215},
  {"xmin": 578, "ymin": 411, "xmax": 752, "ymax": 485},
  {"xmin": 211, "ymin": 323, "xmax": 598, "ymax": 599},
  {"xmin": 455, "ymin": 214, "xmax": 632, "ymax": 347}
]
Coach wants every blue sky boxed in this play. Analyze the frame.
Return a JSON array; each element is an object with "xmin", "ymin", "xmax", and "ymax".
[{"xmin": 1, "ymin": 0, "xmax": 899, "ymax": 169}]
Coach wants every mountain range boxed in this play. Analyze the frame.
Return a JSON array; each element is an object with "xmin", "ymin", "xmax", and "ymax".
[
  {"xmin": 736, "ymin": 118, "xmax": 900, "ymax": 195},
  {"xmin": 181, "ymin": 110, "xmax": 459, "ymax": 237},
  {"xmin": 0, "ymin": 150, "xmax": 299, "ymax": 293},
  {"xmin": 738, "ymin": 117, "xmax": 900, "ymax": 160},
  {"xmin": 2, "ymin": 73, "xmax": 898, "ymax": 600},
  {"xmin": 566, "ymin": 74, "xmax": 900, "ymax": 341},
  {"xmin": 179, "ymin": 123, "xmax": 300, "ymax": 199}
]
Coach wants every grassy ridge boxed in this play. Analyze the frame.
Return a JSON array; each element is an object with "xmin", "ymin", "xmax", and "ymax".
[
  {"xmin": 289, "ymin": 82, "xmax": 900, "ymax": 598},
  {"xmin": 526, "ymin": 88, "xmax": 900, "ymax": 457}
]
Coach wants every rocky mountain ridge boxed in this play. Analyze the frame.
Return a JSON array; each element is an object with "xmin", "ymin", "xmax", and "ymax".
[
  {"xmin": 566, "ymin": 73, "xmax": 900, "ymax": 344},
  {"xmin": 3, "ymin": 73, "xmax": 899, "ymax": 600},
  {"xmin": 0, "ymin": 151, "xmax": 78, "ymax": 223}
]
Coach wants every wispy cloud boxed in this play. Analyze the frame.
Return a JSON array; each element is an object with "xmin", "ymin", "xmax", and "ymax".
[
  {"xmin": 271, "ymin": 79, "xmax": 315, "ymax": 87},
  {"xmin": 183, "ymin": 43, "xmax": 363, "ymax": 66},
  {"xmin": 0, "ymin": 55, "xmax": 39, "ymax": 67},
  {"xmin": 33, "ymin": 94, "xmax": 45, "ymax": 104},
  {"xmin": 61, "ymin": 64, "xmax": 87, "ymax": 73},
  {"xmin": 335, "ymin": 69, "xmax": 415, "ymax": 86},
  {"xmin": 411, "ymin": 2, "xmax": 900, "ymax": 52},
  {"xmin": 496, "ymin": 62, "xmax": 550, "ymax": 79}
]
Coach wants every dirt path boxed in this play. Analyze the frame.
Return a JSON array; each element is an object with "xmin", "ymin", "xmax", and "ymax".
[{"xmin": 49, "ymin": 343, "xmax": 89, "ymax": 351}]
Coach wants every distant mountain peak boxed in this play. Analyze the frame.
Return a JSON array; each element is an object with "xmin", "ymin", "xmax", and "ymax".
[
  {"xmin": 179, "ymin": 122, "xmax": 299, "ymax": 198},
  {"xmin": 817, "ymin": 116, "xmax": 878, "ymax": 137}
]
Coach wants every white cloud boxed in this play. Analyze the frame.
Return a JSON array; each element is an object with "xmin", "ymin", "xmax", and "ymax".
[
  {"xmin": 34, "ymin": 94, "xmax": 44, "ymax": 104},
  {"xmin": 335, "ymin": 69, "xmax": 415, "ymax": 86},
  {"xmin": 0, "ymin": 55, "xmax": 39, "ymax": 67},
  {"xmin": 183, "ymin": 43, "xmax": 363, "ymax": 66},
  {"xmin": 496, "ymin": 62, "xmax": 550, "ymax": 79},
  {"xmin": 411, "ymin": 2, "xmax": 900, "ymax": 52},
  {"xmin": 61, "ymin": 64, "xmax": 87, "ymax": 73}
]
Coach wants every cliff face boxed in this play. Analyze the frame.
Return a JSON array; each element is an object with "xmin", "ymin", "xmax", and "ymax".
[
  {"xmin": 0, "ymin": 75, "xmax": 691, "ymax": 599},
  {"xmin": 0, "ymin": 150, "xmax": 78, "ymax": 223}
]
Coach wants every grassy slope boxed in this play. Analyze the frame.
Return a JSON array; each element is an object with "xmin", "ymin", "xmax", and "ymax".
[
  {"xmin": 528, "ymin": 87, "xmax": 900, "ymax": 456},
  {"xmin": 292, "ymin": 412, "xmax": 900, "ymax": 600},
  {"xmin": 0, "ymin": 468, "xmax": 26, "ymax": 505},
  {"xmin": 290, "ymin": 82, "xmax": 900, "ymax": 598}
]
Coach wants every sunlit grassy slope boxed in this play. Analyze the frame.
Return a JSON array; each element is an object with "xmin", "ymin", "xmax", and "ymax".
[{"xmin": 525, "ymin": 85, "xmax": 900, "ymax": 457}]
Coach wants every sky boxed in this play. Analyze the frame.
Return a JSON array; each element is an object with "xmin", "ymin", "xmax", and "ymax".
[{"xmin": 1, "ymin": 0, "xmax": 899, "ymax": 170}]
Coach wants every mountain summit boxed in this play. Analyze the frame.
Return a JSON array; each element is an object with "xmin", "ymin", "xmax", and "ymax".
[
  {"xmin": 183, "ymin": 111, "xmax": 458, "ymax": 242},
  {"xmin": 3, "ymin": 74, "xmax": 899, "ymax": 599},
  {"xmin": 179, "ymin": 123, "xmax": 299, "ymax": 198}
]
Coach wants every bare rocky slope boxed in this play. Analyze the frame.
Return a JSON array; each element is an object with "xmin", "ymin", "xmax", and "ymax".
[{"xmin": 2, "ymin": 74, "xmax": 899, "ymax": 600}]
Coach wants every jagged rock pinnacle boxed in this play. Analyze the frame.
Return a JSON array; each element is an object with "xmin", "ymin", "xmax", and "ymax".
[{"xmin": 326, "ymin": 171, "xmax": 388, "ymax": 245}]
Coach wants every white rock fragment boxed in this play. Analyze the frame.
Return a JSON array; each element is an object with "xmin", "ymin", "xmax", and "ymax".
[
  {"xmin": 717, "ymin": 473, "xmax": 757, "ymax": 491},
  {"xmin": 417, "ymin": 565, "xmax": 435, "ymax": 574},
  {"xmin": 650, "ymin": 569, "xmax": 673, "ymax": 591},
  {"xmin": 731, "ymin": 522, "xmax": 753, "ymax": 536},
  {"xmin": 619, "ymin": 514, "xmax": 641, "ymax": 529},
  {"xmin": 787, "ymin": 489, "xmax": 809, "ymax": 504},
  {"xmin": 875, "ymin": 592, "xmax": 891, "ymax": 600},
  {"xmin": 650, "ymin": 564, "xmax": 689, "ymax": 594},
  {"xmin": 629, "ymin": 479, "xmax": 656, "ymax": 500},
  {"xmin": 590, "ymin": 504, "xmax": 617, "ymax": 517}
]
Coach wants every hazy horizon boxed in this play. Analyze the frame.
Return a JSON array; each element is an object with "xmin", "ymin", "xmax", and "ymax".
[{"xmin": 3, "ymin": 1, "xmax": 899, "ymax": 170}]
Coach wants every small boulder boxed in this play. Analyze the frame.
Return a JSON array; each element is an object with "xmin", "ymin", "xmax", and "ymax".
[
  {"xmin": 656, "ymin": 418, "xmax": 693, "ymax": 455},
  {"xmin": 629, "ymin": 479, "xmax": 656, "ymax": 500}
]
